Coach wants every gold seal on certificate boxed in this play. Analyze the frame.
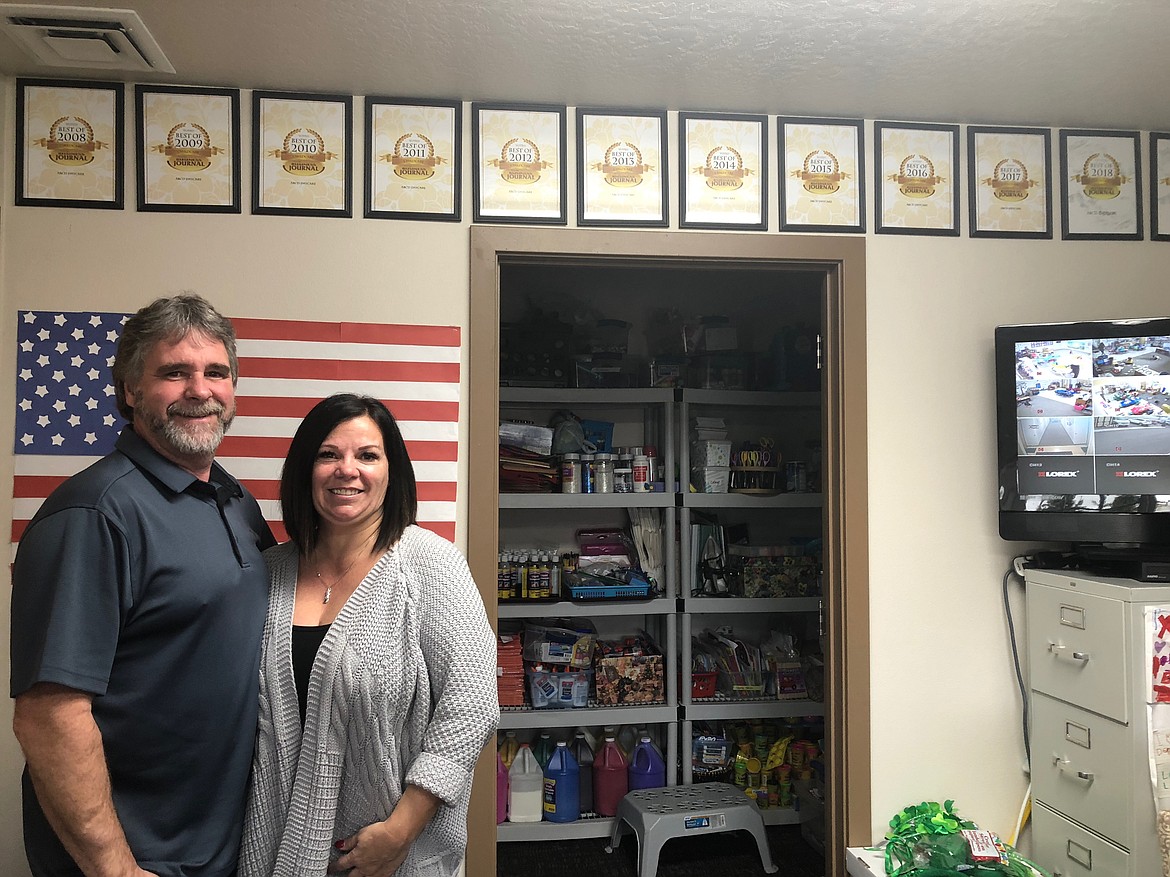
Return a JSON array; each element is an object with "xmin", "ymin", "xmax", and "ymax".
[
  {"xmin": 699, "ymin": 145, "xmax": 751, "ymax": 190},
  {"xmin": 273, "ymin": 127, "xmax": 334, "ymax": 176},
  {"xmin": 42, "ymin": 115, "xmax": 103, "ymax": 166},
  {"xmin": 793, "ymin": 149, "xmax": 846, "ymax": 194},
  {"xmin": 596, "ymin": 142, "xmax": 648, "ymax": 188},
  {"xmin": 385, "ymin": 132, "xmax": 445, "ymax": 181},
  {"xmin": 984, "ymin": 158, "xmax": 1035, "ymax": 202},
  {"xmin": 1073, "ymin": 153, "xmax": 1125, "ymax": 200},
  {"xmin": 890, "ymin": 154, "xmax": 942, "ymax": 198},
  {"xmin": 156, "ymin": 123, "xmax": 220, "ymax": 172},
  {"xmin": 489, "ymin": 137, "xmax": 548, "ymax": 185}
]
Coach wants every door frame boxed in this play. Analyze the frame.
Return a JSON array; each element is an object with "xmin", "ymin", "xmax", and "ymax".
[{"xmin": 465, "ymin": 226, "xmax": 869, "ymax": 877}]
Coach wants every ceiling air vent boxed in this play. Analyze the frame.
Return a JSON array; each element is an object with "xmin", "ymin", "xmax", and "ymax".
[{"xmin": 0, "ymin": 4, "xmax": 174, "ymax": 73}]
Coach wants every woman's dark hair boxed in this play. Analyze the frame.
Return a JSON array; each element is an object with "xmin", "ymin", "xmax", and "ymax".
[{"xmin": 280, "ymin": 393, "xmax": 417, "ymax": 556}]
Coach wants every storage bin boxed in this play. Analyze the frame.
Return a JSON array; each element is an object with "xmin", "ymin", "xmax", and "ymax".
[
  {"xmin": 587, "ymin": 318, "xmax": 631, "ymax": 353},
  {"xmin": 692, "ymin": 439, "xmax": 732, "ymax": 467},
  {"xmin": 719, "ymin": 668, "xmax": 766, "ymax": 699},
  {"xmin": 521, "ymin": 620, "xmax": 597, "ymax": 669},
  {"xmin": 692, "ymin": 466, "xmax": 729, "ymax": 493},
  {"xmin": 691, "ymin": 671, "xmax": 717, "ymax": 698},
  {"xmin": 690, "ymin": 353, "xmax": 749, "ymax": 390},
  {"xmin": 525, "ymin": 666, "xmax": 593, "ymax": 709},
  {"xmin": 594, "ymin": 637, "xmax": 664, "ymax": 705}
]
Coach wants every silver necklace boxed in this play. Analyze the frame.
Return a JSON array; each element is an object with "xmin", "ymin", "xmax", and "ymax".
[{"xmin": 313, "ymin": 553, "xmax": 363, "ymax": 604}]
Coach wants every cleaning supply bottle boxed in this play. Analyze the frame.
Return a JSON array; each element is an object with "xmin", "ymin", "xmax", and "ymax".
[
  {"xmin": 616, "ymin": 724, "xmax": 638, "ymax": 759},
  {"xmin": 543, "ymin": 740, "xmax": 580, "ymax": 823},
  {"xmin": 628, "ymin": 735, "xmax": 666, "ymax": 791},
  {"xmin": 496, "ymin": 751, "xmax": 509, "ymax": 824},
  {"xmin": 571, "ymin": 731, "xmax": 595, "ymax": 813},
  {"xmin": 534, "ymin": 731, "xmax": 555, "ymax": 769},
  {"xmin": 593, "ymin": 728, "xmax": 629, "ymax": 816},
  {"xmin": 507, "ymin": 743, "xmax": 543, "ymax": 823},
  {"xmin": 498, "ymin": 730, "xmax": 519, "ymax": 769}
]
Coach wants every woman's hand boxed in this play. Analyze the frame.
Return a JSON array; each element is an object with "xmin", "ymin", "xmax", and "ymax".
[
  {"xmin": 328, "ymin": 821, "xmax": 410, "ymax": 877},
  {"xmin": 328, "ymin": 784, "xmax": 441, "ymax": 876}
]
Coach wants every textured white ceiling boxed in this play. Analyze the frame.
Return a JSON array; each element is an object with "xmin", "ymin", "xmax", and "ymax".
[{"xmin": 0, "ymin": 0, "xmax": 1167, "ymax": 130}]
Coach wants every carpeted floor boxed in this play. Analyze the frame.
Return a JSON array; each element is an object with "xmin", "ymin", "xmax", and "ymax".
[{"xmin": 496, "ymin": 824, "xmax": 824, "ymax": 876}]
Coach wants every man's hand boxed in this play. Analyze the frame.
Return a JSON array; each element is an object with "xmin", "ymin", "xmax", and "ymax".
[{"xmin": 13, "ymin": 682, "xmax": 154, "ymax": 877}]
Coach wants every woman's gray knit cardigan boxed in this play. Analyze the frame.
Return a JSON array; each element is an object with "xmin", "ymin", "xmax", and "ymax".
[{"xmin": 239, "ymin": 526, "xmax": 500, "ymax": 876}]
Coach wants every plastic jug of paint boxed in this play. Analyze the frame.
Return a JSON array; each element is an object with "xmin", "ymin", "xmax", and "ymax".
[
  {"xmin": 496, "ymin": 751, "xmax": 509, "ymax": 824},
  {"xmin": 534, "ymin": 731, "xmax": 555, "ymax": 769},
  {"xmin": 592, "ymin": 729, "xmax": 629, "ymax": 816},
  {"xmin": 628, "ymin": 735, "xmax": 666, "ymax": 791},
  {"xmin": 571, "ymin": 730, "xmax": 595, "ymax": 813},
  {"xmin": 507, "ymin": 743, "xmax": 543, "ymax": 823},
  {"xmin": 498, "ymin": 730, "xmax": 519, "ymax": 769},
  {"xmin": 543, "ymin": 740, "xmax": 580, "ymax": 823}
]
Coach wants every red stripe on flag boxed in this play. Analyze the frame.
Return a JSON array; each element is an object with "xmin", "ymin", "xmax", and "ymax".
[
  {"xmin": 235, "ymin": 397, "xmax": 459, "ymax": 421},
  {"xmin": 239, "ymin": 357, "xmax": 460, "ymax": 383},
  {"xmin": 424, "ymin": 521, "xmax": 456, "ymax": 542},
  {"xmin": 12, "ymin": 519, "xmax": 28, "ymax": 542},
  {"xmin": 231, "ymin": 318, "xmax": 460, "ymax": 347},
  {"xmin": 13, "ymin": 475, "xmax": 69, "ymax": 497}
]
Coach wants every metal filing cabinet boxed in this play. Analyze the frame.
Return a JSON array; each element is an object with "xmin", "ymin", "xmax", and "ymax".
[{"xmin": 1025, "ymin": 568, "xmax": 1168, "ymax": 877}]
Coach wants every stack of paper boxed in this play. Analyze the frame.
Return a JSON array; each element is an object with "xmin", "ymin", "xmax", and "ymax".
[
  {"xmin": 693, "ymin": 416, "xmax": 728, "ymax": 441},
  {"xmin": 496, "ymin": 630, "xmax": 526, "ymax": 708}
]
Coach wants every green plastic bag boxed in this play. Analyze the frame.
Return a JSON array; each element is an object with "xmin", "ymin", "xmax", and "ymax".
[{"xmin": 883, "ymin": 801, "xmax": 1051, "ymax": 877}]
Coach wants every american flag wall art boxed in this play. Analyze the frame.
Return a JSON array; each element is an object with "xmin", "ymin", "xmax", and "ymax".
[{"xmin": 11, "ymin": 310, "xmax": 461, "ymax": 558}]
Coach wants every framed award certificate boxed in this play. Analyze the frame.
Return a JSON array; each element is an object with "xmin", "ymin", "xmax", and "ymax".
[
  {"xmin": 365, "ymin": 97, "xmax": 461, "ymax": 221},
  {"xmin": 875, "ymin": 121, "xmax": 959, "ymax": 235},
  {"xmin": 136, "ymin": 85, "xmax": 241, "ymax": 213},
  {"xmin": 16, "ymin": 78, "xmax": 124, "ymax": 209},
  {"xmin": 679, "ymin": 111, "xmax": 767, "ymax": 230},
  {"xmin": 1059, "ymin": 129, "xmax": 1142, "ymax": 241},
  {"xmin": 778, "ymin": 116, "xmax": 864, "ymax": 233},
  {"xmin": 252, "ymin": 90, "xmax": 353, "ymax": 217},
  {"xmin": 576, "ymin": 107, "xmax": 668, "ymax": 227},
  {"xmin": 472, "ymin": 102, "xmax": 566, "ymax": 224},
  {"xmin": 967, "ymin": 126, "xmax": 1051, "ymax": 239},
  {"xmin": 1153, "ymin": 132, "xmax": 1170, "ymax": 242}
]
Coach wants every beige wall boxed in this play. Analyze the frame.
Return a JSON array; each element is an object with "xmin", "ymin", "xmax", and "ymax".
[{"xmin": 3, "ymin": 77, "xmax": 1170, "ymax": 873}]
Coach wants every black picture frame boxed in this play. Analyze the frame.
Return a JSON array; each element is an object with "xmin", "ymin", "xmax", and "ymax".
[
  {"xmin": 364, "ymin": 96, "xmax": 462, "ymax": 222},
  {"xmin": 471, "ymin": 101, "xmax": 567, "ymax": 225},
  {"xmin": 966, "ymin": 125, "xmax": 1052, "ymax": 240},
  {"xmin": 777, "ymin": 116, "xmax": 865, "ymax": 233},
  {"xmin": 135, "ymin": 84, "xmax": 241, "ymax": 214},
  {"xmin": 252, "ymin": 89, "xmax": 353, "ymax": 218},
  {"xmin": 678, "ymin": 110, "xmax": 768, "ymax": 231},
  {"xmin": 575, "ymin": 106, "xmax": 668, "ymax": 228},
  {"xmin": 1150, "ymin": 132, "xmax": 1170, "ymax": 242},
  {"xmin": 1059, "ymin": 128, "xmax": 1142, "ymax": 241},
  {"xmin": 874, "ymin": 120, "xmax": 960, "ymax": 236},
  {"xmin": 16, "ymin": 77, "xmax": 124, "ymax": 209}
]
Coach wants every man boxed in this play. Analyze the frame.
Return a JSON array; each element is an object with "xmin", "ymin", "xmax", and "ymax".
[{"xmin": 11, "ymin": 294, "xmax": 275, "ymax": 877}]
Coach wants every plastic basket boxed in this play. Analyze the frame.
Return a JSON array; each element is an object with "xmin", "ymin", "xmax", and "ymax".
[
  {"xmin": 691, "ymin": 671, "xmax": 717, "ymax": 698},
  {"xmin": 568, "ymin": 581, "xmax": 652, "ymax": 601}
]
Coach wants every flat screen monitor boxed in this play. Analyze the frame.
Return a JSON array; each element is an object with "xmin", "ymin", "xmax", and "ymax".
[{"xmin": 996, "ymin": 317, "xmax": 1170, "ymax": 550}]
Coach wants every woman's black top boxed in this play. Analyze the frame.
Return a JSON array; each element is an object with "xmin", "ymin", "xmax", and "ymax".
[{"xmin": 291, "ymin": 623, "xmax": 330, "ymax": 727}]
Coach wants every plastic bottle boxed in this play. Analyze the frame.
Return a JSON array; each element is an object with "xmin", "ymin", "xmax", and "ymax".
[
  {"xmin": 594, "ymin": 453, "xmax": 614, "ymax": 494},
  {"xmin": 571, "ymin": 671, "xmax": 589, "ymax": 708},
  {"xmin": 593, "ymin": 728, "xmax": 629, "ymax": 817},
  {"xmin": 632, "ymin": 449, "xmax": 651, "ymax": 493},
  {"xmin": 561, "ymin": 453, "xmax": 582, "ymax": 494},
  {"xmin": 644, "ymin": 444, "xmax": 659, "ymax": 489},
  {"xmin": 498, "ymin": 730, "xmax": 519, "ymax": 769},
  {"xmin": 549, "ymin": 556, "xmax": 561, "ymax": 600},
  {"xmin": 534, "ymin": 731, "xmax": 555, "ymax": 769},
  {"xmin": 497, "ymin": 553, "xmax": 510, "ymax": 601},
  {"xmin": 507, "ymin": 743, "xmax": 543, "ymax": 823},
  {"xmin": 496, "ymin": 751, "xmax": 509, "ymax": 824},
  {"xmin": 572, "ymin": 731, "xmax": 595, "ymax": 813},
  {"xmin": 581, "ymin": 453, "xmax": 596, "ymax": 494},
  {"xmin": 628, "ymin": 735, "xmax": 667, "ymax": 791},
  {"xmin": 616, "ymin": 724, "xmax": 639, "ymax": 758},
  {"xmin": 529, "ymin": 666, "xmax": 553, "ymax": 709},
  {"xmin": 516, "ymin": 552, "xmax": 530, "ymax": 600},
  {"xmin": 543, "ymin": 740, "xmax": 580, "ymax": 823}
]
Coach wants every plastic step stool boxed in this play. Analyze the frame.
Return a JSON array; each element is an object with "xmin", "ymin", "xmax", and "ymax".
[{"xmin": 606, "ymin": 782, "xmax": 778, "ymax": 877}]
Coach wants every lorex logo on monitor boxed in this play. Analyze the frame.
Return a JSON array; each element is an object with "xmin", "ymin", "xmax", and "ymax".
[
  {"xmin": 1115, "ymin": 470, "xmax": 1160, "ymax": 477},
  {"xmin": 1039, "ymin": 471, "xmax": 1078, "ymax": 477}
]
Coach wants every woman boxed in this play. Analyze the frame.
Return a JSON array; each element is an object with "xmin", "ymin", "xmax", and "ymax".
[{"xmin": 240, "ymin": 394, "xmax": 499, "ymax": 877}]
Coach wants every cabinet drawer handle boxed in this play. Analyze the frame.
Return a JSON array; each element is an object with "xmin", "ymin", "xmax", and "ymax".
[
  {"xmin": 1053, "ymin": 755, "xmax": 1095, "ymax": 782},
  {"xmin": 1047, "ymin": 642, "xmax": 1090, "ymax": 662}
]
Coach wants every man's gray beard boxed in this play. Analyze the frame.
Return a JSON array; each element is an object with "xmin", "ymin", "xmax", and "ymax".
[{"xmin": 143, "ymin": 405, "xmax": 234, "ymax": 457}]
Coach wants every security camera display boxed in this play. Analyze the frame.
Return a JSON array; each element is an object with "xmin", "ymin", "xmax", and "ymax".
[{"xmin": 1015, "ymin": 335, "xmax": 1170, "ymax": 502}]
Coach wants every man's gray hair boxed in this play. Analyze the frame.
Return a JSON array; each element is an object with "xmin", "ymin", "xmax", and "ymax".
[{"xmin": 112, "ymin": 293, "xmax": 238, "ymax": 421}]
